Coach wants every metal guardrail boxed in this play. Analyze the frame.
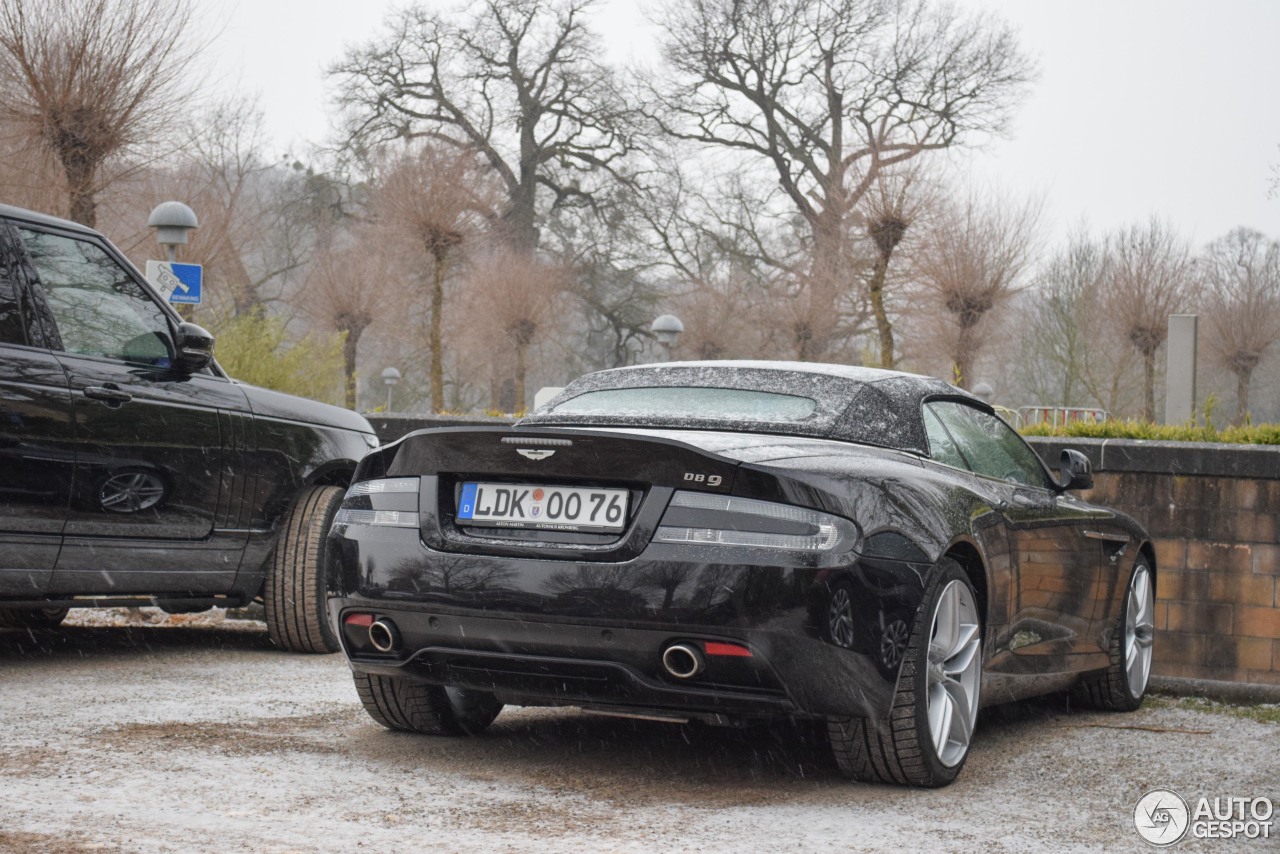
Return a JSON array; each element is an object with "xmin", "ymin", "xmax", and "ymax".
[{"xmin": 1016, "ymin": 406, "xmax": 1109, "ymax": 428}]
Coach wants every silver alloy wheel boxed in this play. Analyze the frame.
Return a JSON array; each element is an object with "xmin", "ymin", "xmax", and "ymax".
[
  {"xmin": 100, "ymin": 471, "xmax": 165, "ymax": 513},
  {"xmin": 927, "ymin": 580, "xmax": 982, "ymax": 768},
  {"xmin": 828, "ymin": 587, "xmax": 855, "ymax": 648},
  {"xmin": 1125, "ymin": 564, "xmax": 1155, "ymax": 697}
]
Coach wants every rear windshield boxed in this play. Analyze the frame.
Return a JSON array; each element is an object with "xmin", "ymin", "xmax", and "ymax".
[{"xmin": 550, "ymin": 387, "xmax": 818, "ymax": 423}]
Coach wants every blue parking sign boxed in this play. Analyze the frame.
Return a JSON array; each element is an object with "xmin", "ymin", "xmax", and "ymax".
[
  {"xmin": 145, "ymin": 260, "xmax": 203, "ymax": 305},
  {"xmin": 166, "ymin": 263, "xmax": 203, "ymax": 304}
]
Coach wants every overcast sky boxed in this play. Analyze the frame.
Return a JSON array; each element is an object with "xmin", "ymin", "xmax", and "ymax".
[{"xmin": 205, "ymin": 0, "xmax": 1280, "ymax": 249}]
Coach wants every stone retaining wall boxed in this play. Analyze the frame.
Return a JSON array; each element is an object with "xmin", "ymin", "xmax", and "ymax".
[{"xmin": 1027, "ymin": 438, "xmax": 1279, "ymax": 688}]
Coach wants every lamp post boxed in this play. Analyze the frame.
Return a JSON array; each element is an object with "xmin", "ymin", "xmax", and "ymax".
[
  {"xmin": 651, "ymin": 314, "xmax": 684, "ymax": 362},
  {"xmin": 147, "ymin": 201, "xmax": 199, "ymax": 318},
  {"xmin": 381, "ymin": 367, "xmax": 401, "ymax": 412},
  {"xmin": 147, "ymin": 201, "xmax": 198, "ymax": 264}
]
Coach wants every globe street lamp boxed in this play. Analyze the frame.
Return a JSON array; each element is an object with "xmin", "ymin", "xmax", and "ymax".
[
  {"xmin": 382, "ymin": 367, "xmax": 401, "ymax": 412},
  {"xmin": 147, "ymin": 201, "xmax": 198, "ymax": 264},
  {"xmin": 651, "ymin": 314, "xmax": 684, "ymax": 361}
]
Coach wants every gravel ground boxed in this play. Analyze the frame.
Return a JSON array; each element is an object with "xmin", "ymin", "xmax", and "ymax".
[{"xmin": 1, "ymin": 610, "xmax": 1277, "ymax": 853}]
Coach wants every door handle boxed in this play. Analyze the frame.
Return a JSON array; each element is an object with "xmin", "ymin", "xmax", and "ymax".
[{"xmin": 83, "ymin": 384, "xmax": 133, "ymax": 406}]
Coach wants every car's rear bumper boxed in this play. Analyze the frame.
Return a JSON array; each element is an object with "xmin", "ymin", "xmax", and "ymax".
[
  {"xmin": 326, "ymin": 507, "xmax": 930, "ymax": 723},
  {"xmin": 328, "ymin": 593, "xmax": 906, "ymax": 723}
]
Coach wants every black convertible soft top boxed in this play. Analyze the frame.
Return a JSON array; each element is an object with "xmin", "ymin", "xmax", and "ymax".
[{"xmin": 521, "ymin": 360, "xmax": 987, "ymax": 456}]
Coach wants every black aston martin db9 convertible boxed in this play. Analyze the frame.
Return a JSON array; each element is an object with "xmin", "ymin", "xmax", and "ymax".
[{"xmin": 326, "ymin": 362, "xmax": 1154, "ymax": 787}]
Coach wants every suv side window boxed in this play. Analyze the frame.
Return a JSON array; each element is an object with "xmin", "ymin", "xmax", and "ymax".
[
  {"xmin": 0, "ymin": 223, "xmax": 35, "ymax": 345},
  {"xmin": 17, "ymin": 226, "xmax": 173, "ymax": 368},
  {"xmin": 927, "ymin": 401, "xmax": 1050, "ymax": 488}
]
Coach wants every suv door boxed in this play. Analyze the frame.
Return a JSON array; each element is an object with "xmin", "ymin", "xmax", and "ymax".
[
  {"xmin": 0, "ymin": 220, "xmax": 75, "ymax": 595},
  {"xmin": 13, "ymin": 222, "xmax": 253, "ymax": 595}
]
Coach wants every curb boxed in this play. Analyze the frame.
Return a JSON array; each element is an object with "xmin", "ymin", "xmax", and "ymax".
[{"xmin": 1150, "ymin": 675, "xmax": 1280, "ymax": 705}]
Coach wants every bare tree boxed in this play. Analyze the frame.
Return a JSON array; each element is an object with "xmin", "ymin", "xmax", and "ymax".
[
  {"xmin": 0, "ymin": 0, "xmax": 198, "ymax": 227},
  {"xmin": 861, "ymin": 165, "xmax": 936, "ymax": 368},
  {"xmin": 1104, "ymin": 219, "xmax": 1196, "ymax": 422},
  {"xmin": 0, "ymin": 116, "xmax": 64, "ymax": 213},
  {"xmin": 671, "ymin": 270, "xmax": 773, "ymax": 361},
  {"xmin": 913, "ymin": 191, "xmax": 1040, "ymax": 389},
  {"xmin": 460, "ymin": 251, "xmax": 566, "ymax": 412},
  {"xmin": 650, "ymin": 0, "xmax": 1032, "ymax": 359},
  {"xmin": 304, "ymin": 232, "xmax": 405, "ymax": 409},
  {"xmin": 374, "ymin": 146, "xmax": 496, "ymax": 411},
  {"xmin": 1199, "ymin": 228, "xmax": 1280, "ymax": 425},
  {"xmin": 331, "ymin": 0, "xmax": 636, "ymax": 256},
  {"xmin": 541, "ymin": 184, "xmax": 668, "ymax": 371},
  {"xmin": 1016, "ymin": 230, "xmax": 1107, "ymax": 406},
  {"xmin": 637, "ymin": 164, "xmax": 816, "ymax": 359}
]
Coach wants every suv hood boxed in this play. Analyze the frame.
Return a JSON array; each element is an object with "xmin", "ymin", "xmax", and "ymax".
[{"xmin": 237, "ymin": 382, "xmax": 375, "ymax": 436}]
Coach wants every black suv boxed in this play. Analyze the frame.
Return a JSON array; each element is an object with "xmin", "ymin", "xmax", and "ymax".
[{"xmin": 0, "ymin": 203, "xmax": 376, "ymax": 652}]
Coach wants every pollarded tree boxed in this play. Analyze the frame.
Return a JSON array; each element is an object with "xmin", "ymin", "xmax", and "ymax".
[
  {"xmin": 0, "ymin": 115, "xmax": 63, "ymax": 213},
  {"xmin": 650, "ymin": 0, "xmax": 1032, "ymax": 359},
  {"xmin": 0, "ymin": 0, "xmax": 198, "ymax": 227},
  {"xmin": 304, "ymin": 232, "xmax": 406, "ymax": 410},
  {"xmin": 374, "ymin": 146, "xmax": 497, "ymax": 412},
  {"xmin": 331, "ymin": 0, "xmax": 637, "ymax": 256},
  {"xmin": 459, "ymin": 251, "xmax": 566, "ymax": 412},
  {"xmin": 861, "ymin": 164, "xmax": 936, "ymax": 368},
  {"xmin": 1104, "ymin": 219, "xmax": 1196, "ymax": 422},
  {"xmin": 913, "ymin": 191, "xmax": 1041, "ymax": 389},
  {"xmin": 1199, "ymin": 228, "xmax": 1280, "ymax": 426}
]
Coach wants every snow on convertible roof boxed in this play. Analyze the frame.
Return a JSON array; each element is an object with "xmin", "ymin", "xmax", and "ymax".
[{"xmin": 520, "ymin": 360, "xmax": 984, "ymax": 455}]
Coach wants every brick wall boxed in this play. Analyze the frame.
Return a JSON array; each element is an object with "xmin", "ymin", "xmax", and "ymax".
[{"xmin": 1028, "ymin": 438, "xmax": 1280, "ymax": 687}]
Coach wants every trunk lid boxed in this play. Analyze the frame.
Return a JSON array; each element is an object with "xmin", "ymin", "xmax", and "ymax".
[{"xmin": 375, "ymin": 427, "xmax": 740, "ymax": 562}]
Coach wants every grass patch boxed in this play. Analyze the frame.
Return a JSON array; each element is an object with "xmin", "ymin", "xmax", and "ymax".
[{"xmin": 1148, "ymin": 694, "xmax": 1280, "ymax": 724}]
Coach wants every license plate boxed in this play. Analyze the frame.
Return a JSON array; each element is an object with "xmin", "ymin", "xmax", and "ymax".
[{"xmin": 457, "ymin": 482, "xmax": 629, "ymax": 533}]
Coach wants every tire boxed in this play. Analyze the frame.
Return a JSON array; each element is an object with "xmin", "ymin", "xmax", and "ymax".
[
  {"xmin": 264, "ymin": 484, "xmax": 344, "ymax": 653},
  {"xmin": 1073, "ymin": 558, "xmax": 1154, "ymax": 712},
  {"xmin": 354, "ymin": 672, "xmax": 503, "ymax": 736},
  {"xmin": 0, "ymin": 607, "xmax": 69, "ymax": 630},
  {"xmin": 827, "ymin": 559, "xmax": 982, "ymax": 787}
]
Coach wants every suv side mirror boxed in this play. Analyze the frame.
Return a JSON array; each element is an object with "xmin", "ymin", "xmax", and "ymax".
[
  {"xmin": 173, "ymin": 322, "xmax": 215, "ymax": 374},
  {"xmin": 1056, "ymin": 448, "xmax": 1094, "ymax": 492}
]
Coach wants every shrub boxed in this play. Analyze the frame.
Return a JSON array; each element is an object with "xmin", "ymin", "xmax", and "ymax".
[
  {"xmin": 1020, "ymin": 419, "xmax": 1280, "ymax": 445},
  {"xmin": 209, "ymin": 308, "xmax": 346, "ymax": 406}
]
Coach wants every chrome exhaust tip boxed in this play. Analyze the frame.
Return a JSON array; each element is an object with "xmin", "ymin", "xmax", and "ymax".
[
  {"xmin": 661, "ymin": 643, "xmax": 705, "ymax": 679},
  {"xmin": 368, "ymin": 618, "xmax": 400, "ymax": 653}
]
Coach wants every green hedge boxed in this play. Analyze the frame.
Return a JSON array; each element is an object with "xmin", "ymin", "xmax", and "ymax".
[{"xmin": 1019, "ymin": 419, "xmax": 1280, "ymax": 445}]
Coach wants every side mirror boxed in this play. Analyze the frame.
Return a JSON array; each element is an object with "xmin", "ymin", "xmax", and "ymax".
[
  {"xmin": 1056, "ymin": 448, "xmax": 1093, "ymax": 492},
  {"xmin": 173, "ymin": 322, "xmax": 215, "ymax": 374}
]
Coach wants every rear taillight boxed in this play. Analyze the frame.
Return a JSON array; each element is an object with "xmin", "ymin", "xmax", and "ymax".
[
  {"xmin": 334, "ymin": 477, "xmax": 421, "ymax": 528},
  {"xmin": 346, "ymin": 478, "xmax": 419, "ymax": 496},
  {"xmin": 654, "ymin": 491, "xmax": 856, "ymax": 553}
]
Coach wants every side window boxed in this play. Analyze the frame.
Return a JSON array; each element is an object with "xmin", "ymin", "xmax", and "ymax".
[
  {"xmin": 927, "ymin": 401, "xmax": 1050, "ymax": 488},
  {"xmin": 17, "ymin": 227, "xmax": 173, "ymax": 367},
  {"xmin": 0, "ymin": 224, "xmax": 32, "ymax": 345},
  {"xmin": 922, "ymin": 405, "xmax": 969, "ymax": 470}
]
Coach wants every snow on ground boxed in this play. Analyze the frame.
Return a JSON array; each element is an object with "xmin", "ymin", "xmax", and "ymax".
[{"xmin": 1, "ymin": 613, "xmax": 1276, "ymax": 853}]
